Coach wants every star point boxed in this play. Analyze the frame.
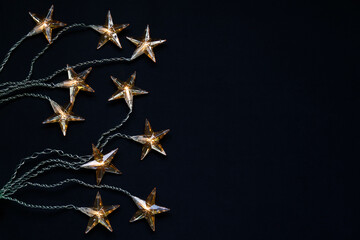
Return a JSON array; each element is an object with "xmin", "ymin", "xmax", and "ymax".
[
  {"xmin": 56, "ymin": 65, "xmax": 94, "ymax": 103},
  {"xmin": 126, "ymin": 25, "xmax": 166, "ymax": 62},
  {"xmin": 81, "ymin": 144, "xmax": 122, "ymax": 185},
  {"xmin": 130, "ymin": 188, "xmax": 169, "ymax": 231},
  {"xmin": 28, "ymin": 5, "xmax": 66, "ymax": 43},
  {"xmin": 79, "ymin": 192, "xmax": 119, "ymax": 234},
  {"xmin": 91, "ymin": 10, "xmax": 129, "ymax": 49},
  {"xmin": 42, "ymin": 100, "xmax": 84, "ymax": 136},
  {"xmin": 108, "ymin": 71, "xmax": 148, "ymax": 109},
  {"xmin": 131, "ymin": 119, "xmax": 169, "ymax": 160}
]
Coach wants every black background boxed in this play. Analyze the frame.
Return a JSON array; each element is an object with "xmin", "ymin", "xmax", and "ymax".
[{"xmin": 0, "ymin": 0, "xmax": 359, "ymax": 239}]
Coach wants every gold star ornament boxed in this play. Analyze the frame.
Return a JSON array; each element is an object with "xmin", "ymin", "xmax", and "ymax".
[
  {"xmin": 28, "ymin": 5, "xmax": 66, "ymax": 43},
  {"xmin": 79, "ymin": 192, "xmax": 120, "ymax": 234},
  {"xmin": 108, "ymin": 71, "xmax": 148, "ymax": 109},
  {"xmin": 127, "ymin": 25, "xmax": 166, "ymax": 62},
  {"xmin": 130, "ymin": 188, "xmax": 170, "ymax": 231},
  {"xmin": 43, "ymin": 100, "xmax": 84, "ymax": 136},
  {"xmin": 131, "ymin": 119, "xmax": 169, "ymax": 160},
  {"xmin": 56, "ymin": 65, "xmax": 94, "ymax": 103},
  {"xmin": 81, "ymin": 144, "xmax": 121, "ymax": 185},
  {"xmin": 91, "ymin": 10, "xmax": 129, "ymax": 49}
]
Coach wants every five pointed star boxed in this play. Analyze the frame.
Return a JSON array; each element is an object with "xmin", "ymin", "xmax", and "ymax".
[
  {"xmin": 79, "ymin": 192, "xmax": 120, "ymax": 234},
  {"xmin": 131, "ymin": 119, "xmax": 169, "ymax": 160},
  {"xmin": 81, "ymin": 144, "xmax": 121, "ymax": 185},
  {"xmin": 130, "ymin": 188, "xmax": 170, "ymax": 231},
  {"xmin": 42, "ymin": 100, "xmax": 84, "ymax": 136},
  {"xmin": 91, "ymin": 10, "xmax": 129, "ymax": 49},
  {"xmin": 28, "ymin": 5, "xmax": 66, "ymax": 43},
  {"xmin": 56, "ymin": 65, "xmax": 95, "ymax": 103},
  {"xmin": 108, "ymin": 71, "xmax": 148, "ymax": 109},
  {"xmin": 126, "ymin": 25, "xmax": 166, "ymax": 62}
]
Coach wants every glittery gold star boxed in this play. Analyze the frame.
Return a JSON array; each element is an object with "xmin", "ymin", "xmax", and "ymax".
[
  {"xmin": 81, "ymin": 144, "xmax": 121, "ymax": 185},
  {"xmin": 130, "ymin": 188, "xmax": 170, "ymax": 231},
  {"xmin": 126, "ymin": 25, "xmax": 166, "ymax": 62},
  {"xmin": 56, "ymin": 65, "xmax": 94, "ymax": 103},
  {"xmin": 42, "ymin": 100, "xmax": 84, "ymax": 136},
  {"xmin": 131, "ymin": 119, "xmax": 169, "ymax": 160},
  {"xmin": 79, "ymin": 192, "xmax": 120, "ymax": 234},
  {"xmin": 28, "ymin": 5, "xmax": 66, "ymax": 43},
  {"xmin": 108, "ymin": 71, "xmax": 148, "ymax": 109},
  {"xmin": 91, "ymin": 10, "xmax": 129, "ymax": 49}
]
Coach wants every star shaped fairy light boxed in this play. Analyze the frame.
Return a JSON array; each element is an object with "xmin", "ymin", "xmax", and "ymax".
[
  {"xmin": 130, "ymin": 187, "xmax": 170, "ymax": 231},
  {"xmin": 42, "ymin": 100, "xmax": 84, "ymax": 136},
  {"xmin": 81, "ymin": 144, "xmax": 121, "ymax": 185},
  {"xmin": 28, "ymin": 5, "xmax": 66, "ymax": 43},
  {"xmin": 56, "ymin": 65, "xmax": 94, "ymax": 103},
  {"xmin": 79, "ymin": 192, "xmax": 120, "ymax": 234},
  {"xmin": 108, "ymin": 71, "xmax": 148, "ymax": 109},
  {"xmin": 91, "ymin": 10, "xmax": 129, "ymax": 49},
  {"xmin": 126, "ymin": 25, "xmax": 166, "ymax": 62},
  {"xmin": 131, "ymin": 119, "xmax": 169, "ymax": 160}
]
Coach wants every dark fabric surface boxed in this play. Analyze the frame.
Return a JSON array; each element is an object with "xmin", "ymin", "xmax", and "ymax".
[{"xmin": 0, "ymin": 0, "xmax": 358, "ymax": 239}]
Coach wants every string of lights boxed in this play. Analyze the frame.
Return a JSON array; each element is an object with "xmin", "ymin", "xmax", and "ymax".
[{"xmin": 0, "ymin": 4, "xmax": 170, "ymax": 233}]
